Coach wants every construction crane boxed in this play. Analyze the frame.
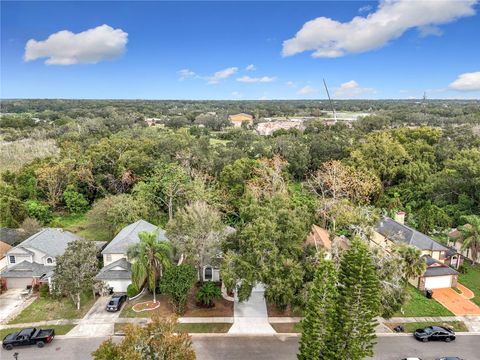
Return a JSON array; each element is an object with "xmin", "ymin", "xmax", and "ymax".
[{"xmin": 323, "ymin": 78, "xmax": 337, "ymax": 123}]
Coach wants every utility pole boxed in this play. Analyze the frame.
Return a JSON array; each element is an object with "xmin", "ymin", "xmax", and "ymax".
[{"xmin": 323, "ymin": 78, "xmax": 337, "ymax": 123}]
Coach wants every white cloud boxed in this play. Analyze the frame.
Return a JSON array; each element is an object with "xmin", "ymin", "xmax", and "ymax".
[
  {"xmin": 231, "ymin": 91, "xmax": 243, "ymax": 99},
  {"xmin": 449, "ymin": 71, "xmax": 480, "ymax": 91},
  {"xmin": 358, "ymin": 5, "xmax": 373, "ymax": 14},
  {"xmin": 237, "ymin": 75, "xmax": 276, "ymax": 83},
  {"xmin": 178, "ymin": 69, "xmax": 196, "ymax": 80},
  {"xmin": 24, "ymin": 24, "xmax": 128, "ymax": 65},
  {"xmin": 206, "ymin": 67, "xmax": 238, "ymax": 84},
  {"xmin": 246, "ymin": 64, "xmax": 256, "ymax": 71},
  {"xmin": 286, "ymin": 81, "xmax": 297, "ymax": 88},
  {"xmin": 418, "ymin": 25, "xmax": 443, "ymax": 37},
  {"xmin": 282, "ymin": 0, "xmax": 476, "ymax": 58},
  {"xmin": 334, "ymin": 80, "xmax": 376, "ymax": 98},
  {"xmin": 297, "ymin": 85, "xmax": 318, "ymax": 95}
]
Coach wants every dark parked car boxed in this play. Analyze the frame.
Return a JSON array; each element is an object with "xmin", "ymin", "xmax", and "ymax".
[
  {"xmin": 414, "ymin": 326, "xmax": 455, "ymax": 342},
  {"xmin": 2, "ymin": 327, "xmax": 55, "ymax": 350},
  {"xmin": 106, "ymin": 294, "xmax": 127, "ymax": 312},
  {"xmin": 436, "ymin": 357, "xmax": 464, "ymax": 360}
]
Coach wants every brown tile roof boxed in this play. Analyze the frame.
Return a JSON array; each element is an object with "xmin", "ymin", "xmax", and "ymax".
[
  {"xmin": 306, "ymin": 224, "xmax": 332, "ymax": 251},
  {"xmin": 0, "ymin": 241, "xmax": 12, "ymax": 259}
]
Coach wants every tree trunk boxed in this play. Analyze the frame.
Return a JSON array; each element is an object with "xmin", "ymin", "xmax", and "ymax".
[
  {"xmin": 153, "ymin": 273, "xmax": 157, "ymax": 303},
  {"xmin": 76, "ymin": 293, "xmax": 81, "ymax": 310},
  {"xmin": 168, "ymin": 197, "xmax": 173, "ymax": 221}
]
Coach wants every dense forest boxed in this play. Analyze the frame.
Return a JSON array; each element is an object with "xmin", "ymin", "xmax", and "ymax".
[{"xmin": 1, "ymin": 99, "xmax": 479, "ymax": 312}]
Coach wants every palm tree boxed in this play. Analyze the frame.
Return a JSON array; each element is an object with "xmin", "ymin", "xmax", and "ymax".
[
  {"xmin": 395, "ymin": 245, "xmax": 427, "ymax": 285},
  {"xmin": 459, "ymin": 215, "xmax": 480, "ymax": 265},
  {"xmin": 127, "ymin": 231, "xmax": 173, "ymax": 303}
]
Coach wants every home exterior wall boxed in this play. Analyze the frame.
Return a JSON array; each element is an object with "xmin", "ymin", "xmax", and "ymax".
[
  {"xmin": 0, "ymin": 257, "xmax": 7, "ymax": 272},
  {"xmin": 103, "ymin": 253, "xmax": 128, "ymax": 267}
]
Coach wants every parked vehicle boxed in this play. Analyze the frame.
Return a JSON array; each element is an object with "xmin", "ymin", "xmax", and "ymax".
[
  {"xmin": 436, "ymin": 357, "xmax": 463, "ymax": 360},
  {"xmin": 414, "ymin": 326, "xmax": 455, "ymax": 342},
  {"xmin": 2, "ymin": 328, "xmax": 55, "ymax": 350},
  {"xmin": 106, "ymin": 294, "xmax": 127, "ymax": 312}
]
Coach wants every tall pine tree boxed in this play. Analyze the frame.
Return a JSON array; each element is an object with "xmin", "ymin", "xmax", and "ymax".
[
  {"xmin": 334, "ymin": 239, "xmax": 381, "ymax": 360},
  {"xmin": 298, "ymin": 258, "xmax": 337, "ymax": 360}
]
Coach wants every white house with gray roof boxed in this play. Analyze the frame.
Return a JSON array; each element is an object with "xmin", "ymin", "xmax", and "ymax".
[
  {"xmin": 96, "ymin": 220, "xmax": 167, "ymax": 293},
  {"xmin": 0, "ymin": 228, "xmax": 82, "ymax": 289},
  {"xmin": 372, "ymin": 213, "xmax": 460, "ymax": 290}
]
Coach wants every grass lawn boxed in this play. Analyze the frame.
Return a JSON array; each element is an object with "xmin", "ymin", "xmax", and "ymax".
[
  {"xmin": 114, "ymin": 322, "xmax": 231, "ymax": 334},
  {"xmin": 8, "ymin": 293, "xmax": 96, "ymax": 324},
  {"xmin": 394, "ymin": 285, "xmax": 453, "ymax": 317},
  {"xmin": 270, "ymin": 322, "xmax": 302, "ymax": 333},
  {"xmin": 458, "ymin": 261, "xmax": 480, "ymax": 306},
  {"xmin": 0, "ymin": 325, "xmax": 76, "ymax": 340},
  {"xmin": 385, "ymin": 321, "xmax": 468, "ymax": 333},
  {"xmin": 267, "ymin": 303, "xmax": 303, "ymax": 317},
  {"xmin": 121, "ymin": 288, "xmax": 233, "ymax": 318},
  {"xmin": 51, "ymin": 213, "xmax": 111, "ymax": 242}
]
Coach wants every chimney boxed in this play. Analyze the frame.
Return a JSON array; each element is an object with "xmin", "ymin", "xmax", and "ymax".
[{"xmin": 395, "ymin": 211, "xmax": 406, "ymax": 225}]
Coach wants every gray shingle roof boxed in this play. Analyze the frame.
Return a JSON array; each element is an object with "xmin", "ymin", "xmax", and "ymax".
[
  {"xmin": 102, "ymin": 220, "xmax": 167, "ymax": 255},
  {"xmin": 95, "ymin": 258, "xmax": 131, "ymax": 280},
  {"xmin": 1, "ymin": 261, "xmax": 49, "ymax": 278},
  {"xmin": 423, "ymin": 255, "xmax": 458, "ymax": 277},
  {"xmin": 376, "ymin": 217, "xmax": 448, "ymax": 251},
  {"xmin": 18, "ymin": 228, "xmax": 82, "ymax": 257}
]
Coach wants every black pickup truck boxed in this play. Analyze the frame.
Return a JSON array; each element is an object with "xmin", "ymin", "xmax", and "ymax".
[{"xmin": 2, "ymin": 327, "xmax": 55, "ymax": 350}]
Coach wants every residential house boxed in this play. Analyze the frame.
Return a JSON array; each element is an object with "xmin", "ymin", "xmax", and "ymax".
[
  {"xmin": 256, "ymin": 121, "xmax": 305, "ymax": 136},
  {"xmin": 96, "ymin": 219, "xmax": 167, "ymax": 293},
  {"xmin": 373, "ymin": 213, "xmax": 461, "ymax": 290},
  {"xmin": 0, "ymin": 240, "xmax": 13, "ymax": 272},
  {"xmin": 448, "ymin": 228, "xmax": 479, "ymax": 263},
  {"xmin": 0, "ymin": 228, "xmax": 82, "ymax": 289},
  {"xmin": 201, "ymin": 225, "xmax": 236, "ymax": 282},
  {"xmin": 228, "ymin": 113, "xmax": 253, "ymax": 128},
  {"xmin": 305, "ymin": 224, "xmax": 349, "ymax": 259}
]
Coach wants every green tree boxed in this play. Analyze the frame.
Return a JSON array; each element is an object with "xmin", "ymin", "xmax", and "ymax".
[
  {"xmin": 334, "ymin": 239, "xmax": 381, "ymax": 359},
  {"xmin": 298, "ymin": 259, "xmax": 337, "ymax": 360},
  {"xmin": 395, "ymin": 245, "xmax": 427, "ymax": 284},
  {"xmin": 159, "ymin": 264, "xmax": 197, "ymax": 314},
  {"xmin": 54, "ymin": 239, "xmax": 99, "ymax": 310},
  {"xmin": 63, "ymin": 187, "xmax": 89, "ymax": 214},
  {"xmin": 166, "ymin": 201, "xmax": 225, "ymax": 278},
  {"xmin": 127, "ymin": 231, "xmax": 173, "ymax": 303},
  {"xmin": 25, "ymin": 200, "xmax": 52, "ymax": 224},
  {"xmin": 459, "ymin": 215, "xmax": 480, "ymax": 264},
  {"xmin": 92, "ymin": 315, "xmax": 195, "ymax": 360}
]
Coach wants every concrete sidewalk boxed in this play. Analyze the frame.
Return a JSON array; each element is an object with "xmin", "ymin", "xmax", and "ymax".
[{"xmin": 228, "ymin": 283, "xmax": 275, "ymax": 334}]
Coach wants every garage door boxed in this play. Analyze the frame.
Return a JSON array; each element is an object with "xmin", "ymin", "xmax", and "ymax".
[
  {"xmin": 7, "ymin": 277, "xmax": 32, "ymax": 289},
  {"xmin": 107, "ymin": 280, "xmax": 131, "ymax": 293},
  {"xmin": 424, "ymin": 275, "xmax": 452, "ymax": 289}
]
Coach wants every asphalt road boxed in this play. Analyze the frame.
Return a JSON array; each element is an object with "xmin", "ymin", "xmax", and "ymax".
[{"xmin": 1, "ymin": 335, "xmax": 479, "ymax": 360}]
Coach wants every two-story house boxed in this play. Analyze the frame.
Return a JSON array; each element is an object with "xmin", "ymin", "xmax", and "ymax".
[
  {"xmin": 373, "ymin": 213, "xmax": 461, "ymax": 291},
  {"xmin": 95, "ymin": 220, "xmax": 168, "ymax": 293},
  {"xmin": 0, "ymin": 228, "xmax": 82, "ymax": 289}
]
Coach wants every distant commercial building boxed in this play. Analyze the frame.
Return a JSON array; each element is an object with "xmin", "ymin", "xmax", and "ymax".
[{"xmin": 228, "ymin": 113, "xmax": 253, "ymax": 127}]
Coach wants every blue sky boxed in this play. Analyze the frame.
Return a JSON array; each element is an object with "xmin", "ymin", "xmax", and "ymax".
[{"xmin": 1, "ymin": 1, "xmax": 479, "ymax": 99}]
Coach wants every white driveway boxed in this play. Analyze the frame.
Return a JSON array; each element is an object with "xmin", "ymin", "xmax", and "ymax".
[
  {"xmin": 228, "ymin": 283, "xmax": 275, "ymax": 334},
  {"xmin": 0, "ymin": 289, "xmax": 27, "ymax": 324},
  {"xmin": 66, "ymin": 296, "xmax": 121, "ymax": 337}
]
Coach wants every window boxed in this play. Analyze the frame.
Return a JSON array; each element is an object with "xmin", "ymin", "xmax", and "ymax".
[
  {"xmin": 46, "ymin": 257, "xmax": 53, "ymax": 264},
  {"xmin": 204, "ymin": 266, "xmax": 213, "ymax": 281},
  {"xmin": 9, "ymin": 255, "xmax": 15, "ymax": 264}
]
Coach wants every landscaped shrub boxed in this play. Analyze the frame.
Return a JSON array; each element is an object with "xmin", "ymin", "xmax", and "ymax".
[
  {"xmin": 159, "ymin": 264, "xmax": 196, "ymax": 314},
  {"xmin": 196, "ymin": 282, "xmax": 221, "ymax": 307},
  {"xmin": 39, "ymin": 284, "xmax": 50, "ymax": 298},
  {"xmin": 63, "ymin": 187, "xmax": 89, "ymax": 214},
  {"xmin": 127, "ymin": 283, "xmax": 139, "ymax": 298},
  {"xmin": 25, "ymin": 200, "xmax": 51, "ymax": 224}
]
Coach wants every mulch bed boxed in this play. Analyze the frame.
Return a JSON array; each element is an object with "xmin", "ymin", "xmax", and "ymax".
[
  {"xmin": 132, "ymin": 300, "xmax": 160, "ymax": 312},
  {"xmin": 267, "ymin": 303, "xmax": 303, "ymax": 317}
]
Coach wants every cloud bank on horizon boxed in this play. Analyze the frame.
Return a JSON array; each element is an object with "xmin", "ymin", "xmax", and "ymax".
[
  {"xmin": 24, "ymin": 24, "xmax": 128, "ymax": 65},
  {"xmin": 282, "ymin": 0, "xmax": 477, "ymax": 58},
  {"xmin": 449, "ymin": 72, "xmax": 480, "ymax": 91}
]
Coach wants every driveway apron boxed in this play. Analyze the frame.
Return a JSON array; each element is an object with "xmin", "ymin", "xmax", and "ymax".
[
  {"xmin": 66, "ymin": 296, "xmax": 120, "ymax": 337},
  {"xmin": 432, "ymin": 287, "xmax": 480, "ymax": 316},
  {"xmin": 228, "ymin": 283, "xmax": 275, "ymax": 334},
  {"xmin": 0, "ymin": 289, "xmax": 28, "ymax": 324}
]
